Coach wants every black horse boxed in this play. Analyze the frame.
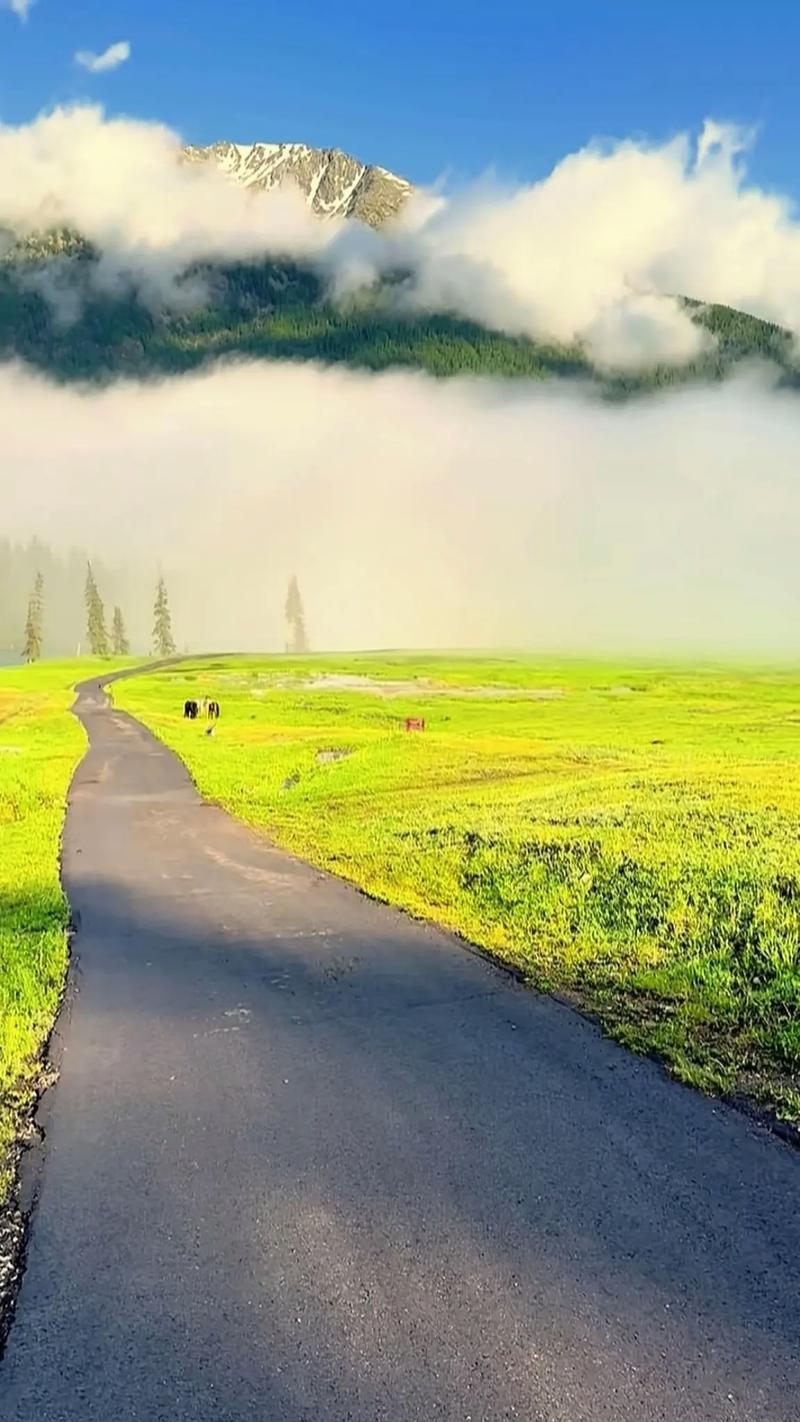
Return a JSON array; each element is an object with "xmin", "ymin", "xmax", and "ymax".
[
  {"xmin": 207, "ymin": 700, "xmax": 220, "ymax": 720},
  {"xmin": 183, "ymin": 700, "xmax": 199, "ymax": 719}
]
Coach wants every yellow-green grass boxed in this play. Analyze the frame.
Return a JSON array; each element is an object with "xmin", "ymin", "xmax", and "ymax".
[
  {"xmin": 0, "ymin": 660, "xmax": 134, "ymax": 1201},
  {"xmin": 116, "ymin": 653, "xmax": 800, "ymax": 1126}
]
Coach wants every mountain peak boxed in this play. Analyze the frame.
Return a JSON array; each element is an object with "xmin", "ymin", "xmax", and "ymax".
[{"xmin": 183, "ymin": 140, "xmax": 412, "ymax": 227}]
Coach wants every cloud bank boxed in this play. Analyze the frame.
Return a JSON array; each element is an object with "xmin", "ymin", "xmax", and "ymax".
[
  {"xmin": 2, "ymin": 108, "xmax": 800, "ymax": 368},
  {"xmin": 370, "ymin": 120, "xmax": 800, "ymax": 368},
  {"xmin": 1, "ymin": 358, "xmax": 797, "ymax": 655},
  {"xmin": 75, "ymin": 41, "xmax": 131, "ymax": 75}
]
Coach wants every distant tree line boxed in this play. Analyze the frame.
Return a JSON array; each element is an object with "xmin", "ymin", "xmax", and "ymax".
[
  {"xmin": 20, "ymin": 560, "xmax": 177, "ymax": 663},
  {"xmin": 11, "ymin": 541, "xmax": 309, "ymax": 663},
  {"xmin": 1, "ymin": 538, "xmax": 107, "ymax": 657}
]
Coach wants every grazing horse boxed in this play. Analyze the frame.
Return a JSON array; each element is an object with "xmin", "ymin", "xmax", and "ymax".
[
  {"xmin": 183, "ymin": 699, "xmax": 199, "ymax": 719},
  {"xmin": 207, "ymin": 700, "xmax": 220, "ymax": 720}
]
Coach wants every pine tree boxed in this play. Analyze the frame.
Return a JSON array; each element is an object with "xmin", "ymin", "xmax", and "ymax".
[
  {"xmin": 285, "ymin": 575, "xmax": 309, "ymax": 653},
  {"xmin": 152, "ymin": 576, "xmax": 176, "ymax": 656},
  {"xmin": 111, "ymin": 605, "xmax": 130, "ymax": 656},
  {"xmin": 84, "ymin": 562, "xmax": 108, "ymax": 657},
  {"xmin": 22, "ymin": 571, "xmax": 44, "ymax": 662}
]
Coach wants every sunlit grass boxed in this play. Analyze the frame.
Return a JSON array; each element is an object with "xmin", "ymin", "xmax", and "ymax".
[
  {"xmin": 117, "ymin": 652, "xmax": 800, "ymax": 1125},
  {"xmin": 0, "ymin": 659, "xmax": 134, "ymax": 1201}
]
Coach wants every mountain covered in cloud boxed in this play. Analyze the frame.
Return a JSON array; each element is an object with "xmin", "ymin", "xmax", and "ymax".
[
  {"xmin": 0, "ymin": 123, "xmax": 798, "ymax": 394},
  {"xmin": 183, "ymin": 141, "xmax": 413, "ymax": 227}
]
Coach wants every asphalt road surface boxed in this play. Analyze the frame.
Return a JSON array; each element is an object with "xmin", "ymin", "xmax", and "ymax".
[{"xmin": 2, "ymin": 675, "xmax": 800, "ymax": 1421}]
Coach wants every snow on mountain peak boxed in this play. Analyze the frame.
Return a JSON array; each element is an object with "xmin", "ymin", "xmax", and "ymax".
[{"xmin": 183, "ymin": 140, "xmax": 412, "ymax": 227}]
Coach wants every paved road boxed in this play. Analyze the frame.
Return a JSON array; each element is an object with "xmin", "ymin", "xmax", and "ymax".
[{"xmin": 2, "ymin": 676, "xmax": 799, "ymax": 1421}]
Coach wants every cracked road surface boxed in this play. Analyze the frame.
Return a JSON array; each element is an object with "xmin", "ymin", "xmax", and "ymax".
[{"xmin": 2, "ymin": 676, "xmax": 800, "ymax": 1420}]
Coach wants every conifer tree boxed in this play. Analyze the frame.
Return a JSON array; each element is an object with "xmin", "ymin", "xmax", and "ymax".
[
  {"xmin": 285, "ymin": 575, "xmax": 309, "ymax": 653},
  {"xmin": 153, "ymin": 576, "xmax": 176, "ymax": 656},
  {"xmin": 111, "ymin": 605, "xmax": 130, "ymax": 656},
  {"xmin": 84, "ymin": 562, "xmax": 108, "ymax": 657},
  {"xmin": 22, "ymin": 571, "xmax": 44, "ymax": 662}
]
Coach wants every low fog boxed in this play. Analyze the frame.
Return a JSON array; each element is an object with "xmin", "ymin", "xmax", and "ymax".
[
  {"xmin": 5, "ymin": 108, "xmax": 800, "ymax": 366},
  {"xmin": 3, "ymin": 358, "xmax": 799, "ymax": 657}
]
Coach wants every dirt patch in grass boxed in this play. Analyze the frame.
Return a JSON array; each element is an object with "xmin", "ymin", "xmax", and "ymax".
[
  {"xmin": 305, "ymin": 675, "xmax": 565, "ymax": 698},
  {"xmin": 249, "ymin": 673, "xmax": 566, "ymax": 699}
]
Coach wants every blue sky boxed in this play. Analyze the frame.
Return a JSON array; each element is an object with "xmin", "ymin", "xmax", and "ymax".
[{"xmin": 1, "ymin": 0, "xmax": 799, "ymax": 194}]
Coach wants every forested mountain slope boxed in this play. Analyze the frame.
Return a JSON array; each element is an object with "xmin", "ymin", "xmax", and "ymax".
[{"xmin": 0, "ymin": 256, "xmax": 796, "ymax": 391}]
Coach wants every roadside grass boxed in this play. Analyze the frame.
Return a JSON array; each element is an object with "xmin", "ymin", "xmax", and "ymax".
[
  {"xmin": 0, "ymin": 660, "xmax": 134, "ymax": 1204},
  {"xmin": 116, "ymin": 653, "xmax": 800, "ymax": 1126}
]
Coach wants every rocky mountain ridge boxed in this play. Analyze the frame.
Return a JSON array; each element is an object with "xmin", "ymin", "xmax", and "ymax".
[{"xmin": 183, "ymin": 140, "xmax": 412, "ymax": 226}]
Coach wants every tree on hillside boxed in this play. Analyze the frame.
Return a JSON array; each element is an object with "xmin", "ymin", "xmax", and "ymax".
[
  {"xmin": 152, "ymin": 576, "xmax": 176, "ymax": 656},
  {"xmin": 285, "ymin": 575, "xmax": 309, "ymax": 654},
  {"xmin": 84, "ymin": 562, "xmax": 108, "ymax": 657},
  {"xmin": 111, "ymin": 605, "xmax": 130, "ymax": 656},
  {"xmin": 22, "ymin": 571, "xmax": 44, "ymax": 662}
]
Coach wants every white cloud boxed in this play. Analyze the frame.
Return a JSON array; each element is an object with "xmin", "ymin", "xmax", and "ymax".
[
  {"xmin": 1, "ymin": 359, "xmax": 797, "ymax": 655},
  {"xmin": 581, "ymin": 293, "xmax": 711, "ymax": 371},
  {"xmin": 0, "ymin": 105, "xmax": 330, "ymax": 310},
  {"xmin": 3, "ymin": 0, "xmax": 34, "ymax": 20},
  {"xmin": 75, "ymin": 41, "xmax": 131, "ymax": 74},
  {"xmin": 3, "ymin": 107, "xmax": 800, "ymax": 366},
  {"xmin": 340, "ymin": 119, "xmax": 800, "ymax": 364}
]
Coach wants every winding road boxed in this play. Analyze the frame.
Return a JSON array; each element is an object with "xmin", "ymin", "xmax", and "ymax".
[{"xmin": 1, "ymin": 673, "xmax": 799, "ymax": 1420}]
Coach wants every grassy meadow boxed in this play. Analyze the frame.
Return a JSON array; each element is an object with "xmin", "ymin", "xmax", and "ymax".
[
  {"xmin": 0, "ymin": 660, "xmax": 133, "ymax": 1202},
  {"xmin": 115, "ymin": 653, "xmax": 800, "ymax": 1126}
]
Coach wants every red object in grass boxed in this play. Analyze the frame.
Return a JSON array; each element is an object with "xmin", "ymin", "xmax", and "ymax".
[{"xmin": 405, "ymin": 717, "xmax": 426, "ymax": 732}]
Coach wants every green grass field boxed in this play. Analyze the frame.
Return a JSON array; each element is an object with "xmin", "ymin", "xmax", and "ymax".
[
  {"xmin": 0, "ymin": 660, "xmax": 133, "ymax": 1202},
  {"xmin": 116, "ymin": 653, "xmax": 800, "ymax": 1126}
]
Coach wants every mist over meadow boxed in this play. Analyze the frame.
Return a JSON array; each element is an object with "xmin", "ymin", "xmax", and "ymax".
[{"xmin": 2, "ymin": 359, "xmax": 798, "ymax": 657}]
